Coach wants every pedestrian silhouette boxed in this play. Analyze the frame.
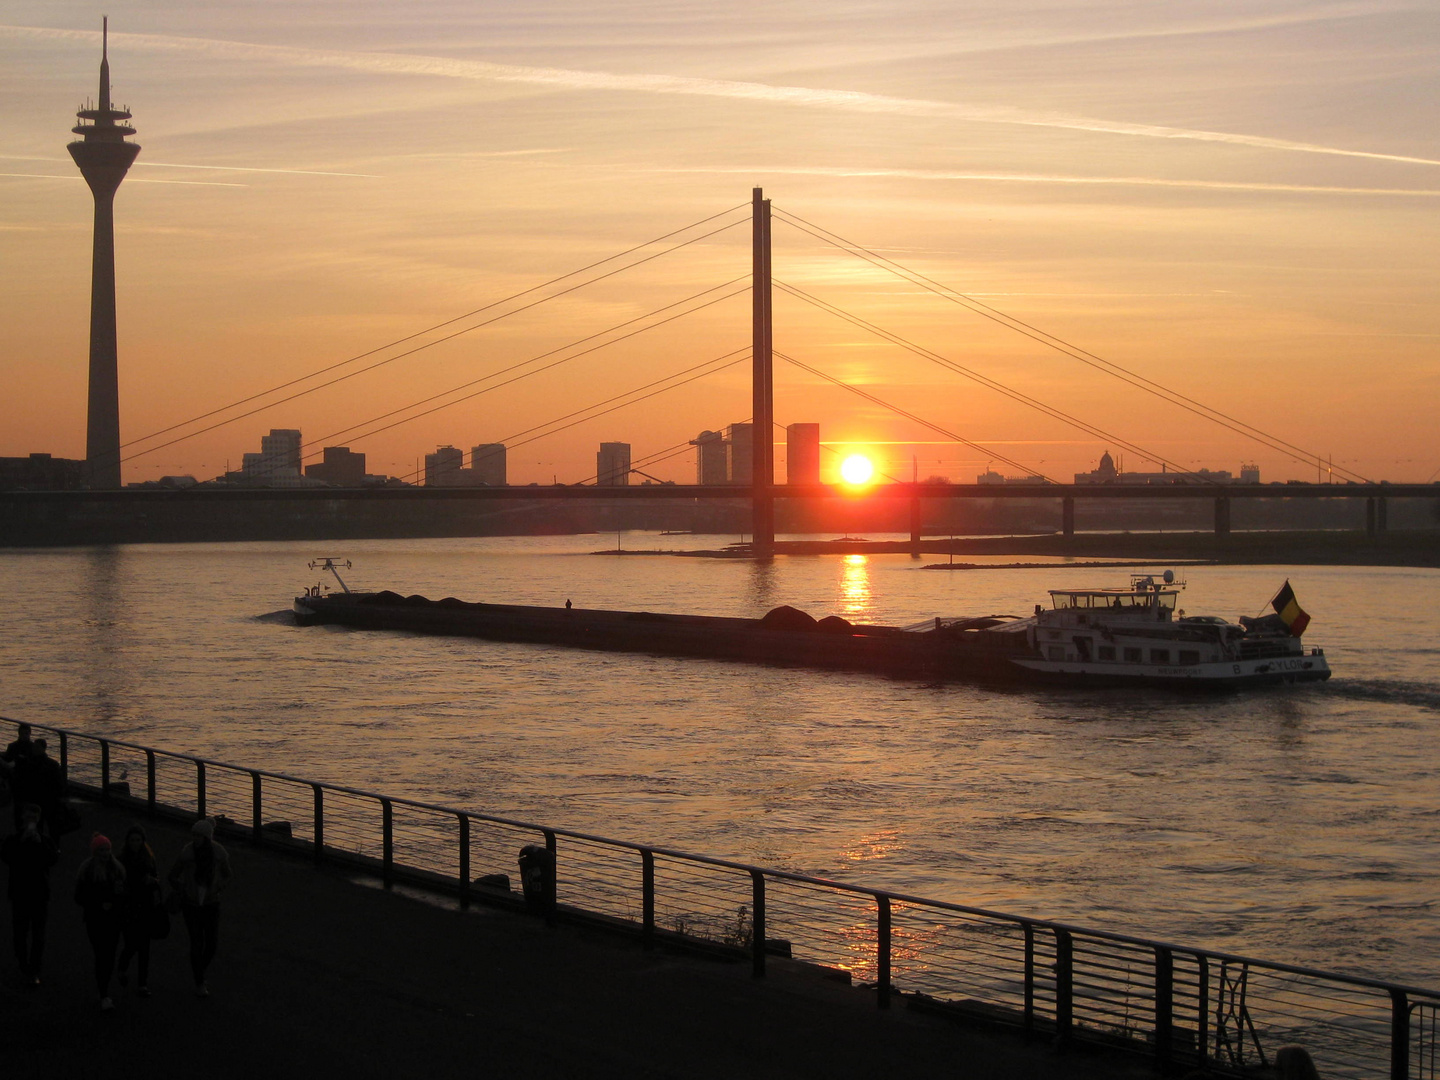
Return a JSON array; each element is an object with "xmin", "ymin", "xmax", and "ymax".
[
  {"xmin": 74, "ymin": 832, "xmax": 126, "ymax": 1011},
  {"xmin": 168, "ymin": 817, "xmax": 232, "ymax": 997},
  {"xmin": 2, "ymin": 802, "xmax": 59, "ymax": 987},
  {"xmin": 117, "ymin": 825, "xmax": 160, "ymax": 996}
]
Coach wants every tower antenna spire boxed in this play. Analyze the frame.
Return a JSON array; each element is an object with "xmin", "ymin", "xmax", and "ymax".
[{"xmin": 99, "ymin": 16, "xmax": 110, "ymax": 113}]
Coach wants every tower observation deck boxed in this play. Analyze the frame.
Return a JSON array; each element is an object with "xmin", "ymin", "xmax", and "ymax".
[{"xmin": 67, "ymin": 18, "xmax": 140, "ymax": 489}]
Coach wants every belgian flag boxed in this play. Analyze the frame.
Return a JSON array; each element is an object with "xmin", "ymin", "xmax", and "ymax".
[{"xmin": 1271, "ymin": 580, "xmax": 1311, "ymax": 637}]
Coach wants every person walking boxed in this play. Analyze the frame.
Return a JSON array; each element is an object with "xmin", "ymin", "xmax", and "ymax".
[
  {"xmin": 74, "ymin": 833, "xmax": 126, "ymax": 1011},
  {"xmin": 28, "ymin": 739, "xmax": 65, "ymax": 836},
  {"xmin": 116, "ymin": 825, "xmax": 160, "ymax": 996},
  {"xmin": 2, "ymin": 802, "xmax": 59, "ymax": 987},
  {"xmin": 168, "ymin": 817, "xmax": 231, "ymax": 997}
]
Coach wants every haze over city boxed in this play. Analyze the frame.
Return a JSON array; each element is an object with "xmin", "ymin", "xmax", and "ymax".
[{"xmin": 2, "ymin": 1, "xmax": 1437, "ymax": 485}]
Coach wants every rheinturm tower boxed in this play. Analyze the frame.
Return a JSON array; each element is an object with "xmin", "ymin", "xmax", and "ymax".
[{"xmin": 68, "ymin": 18, "xmax": 139, "ymax": 489}]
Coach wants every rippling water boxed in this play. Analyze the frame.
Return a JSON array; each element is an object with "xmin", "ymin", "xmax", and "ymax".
[{"xmin": 1, "ymin": 536, "xmax": 1436, "ymax": 986}]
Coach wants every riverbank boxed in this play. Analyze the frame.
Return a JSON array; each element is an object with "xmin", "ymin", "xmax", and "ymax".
[{"xmin": 4, "ymin": 799, "xmax": 1146, "ymax": 1080}]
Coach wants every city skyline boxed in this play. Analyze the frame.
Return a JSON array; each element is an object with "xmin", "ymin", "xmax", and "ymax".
[{"xmin": 2, "ymin": 3, "xmax": 1437, "ymax": 485}]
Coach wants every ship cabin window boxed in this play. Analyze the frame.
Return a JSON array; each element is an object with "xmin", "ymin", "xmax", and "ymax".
[
  {"xmin": 1050, "ymin": 591, "xmax": 1178, "ymax": 612},
  {"xmin": 1047, "ymin": 646, "xmax": 1066, "ymax": 661},
  {"xmin": 1098, "ymin": 646, "xmax": 1116, "ymax": 661},
  {"xmin": 1123, "ymin": 647, "xmax": 1142, "ymax": 662},
  {"xmin": 1178, "ymin": 650, "xmax": 1200, "ymax": 666},
  {"xmin": 1150, "ymin": 649, "xmax": 1171, "ymax": 665}
]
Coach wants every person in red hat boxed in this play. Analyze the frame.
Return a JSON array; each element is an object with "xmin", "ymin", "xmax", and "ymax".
[{"xmin": 74, "ymin": 832, "xmax": 126, "ymax": 1011}]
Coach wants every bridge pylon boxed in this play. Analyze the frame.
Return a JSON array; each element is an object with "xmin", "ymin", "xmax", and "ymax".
[{"xmin": 751, "ymin": 188, "xmax": 775, "ymax": 555}]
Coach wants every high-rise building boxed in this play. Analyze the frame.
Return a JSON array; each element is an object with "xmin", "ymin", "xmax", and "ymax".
[
  {"xmin": 471, "ymin": 443, "xmax": 507, "ymax": 486},
  {"xmin": 305, "ymin": 446, "xmax": 366, "ymax": 487},
  {"xmin": 726, "ymin": 423, "xmax": 753, "ymax": 485},
  {"xmin": 691, "ymin": 430, "xmax": 727, "ymax": 485},
  {"xmin": 786, "ymin": 423, "xmax": 820, "ymax": 485},
  {"xmin": 68, "ymin": 20, "xmax": 139, "ymax": 489},
  {"xmin": 597, "ymin": 442, "xmax": 631, "ymax": 486},
  {"xmin": 241, "ymin": 428, "xmax": 303, "ymax": 481},
  {"xmin": 425, "ymin": 445, "xmax": 464, "ymax": 487}
]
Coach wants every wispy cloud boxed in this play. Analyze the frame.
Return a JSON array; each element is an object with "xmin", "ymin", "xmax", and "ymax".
[
  {"xmin": 0, "ymin": 154, "xmax": 374, "ymax": 178},
  {"xmin": 644, "ymin": 165, "xmax": 1440, "ymax": 198},
  {"xmin": 4, "ymin": 24, "xmax": 1436, "ymax": 169},
  {"xmin": 0, "ymin": 171, "xmax": 246, "ymax": 187}
]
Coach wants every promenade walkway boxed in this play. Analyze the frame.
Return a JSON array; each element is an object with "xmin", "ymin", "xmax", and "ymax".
[{"xmin": 4, "ymin": 801, "xmax": 1152, "ymax": 1080}]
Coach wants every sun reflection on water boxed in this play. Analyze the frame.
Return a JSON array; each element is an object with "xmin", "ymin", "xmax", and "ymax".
[{"xmin": 839, "ymin": 554, "xmax": 872, "ymax": 620}]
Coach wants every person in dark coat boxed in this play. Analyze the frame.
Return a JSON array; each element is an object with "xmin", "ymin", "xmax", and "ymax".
[
  {"xmin": 116, "ymin": 825, "xmax": 160, "ymax": 996},
  {"xmin": 74, "ymin": 833, "xmax": 126, "ymax": 1011},
  {"xmin": 27, "ymin": 739, "xmax": 65, "ymax": 835},
  {"xmin": 2, "ymin": 802, "xmax": 59, "ymax": 986},
  {"xmin": 1, "ymin": 723, "xmax": 32, "ymax": 763},
  {"xmin": 168, "ymin": 817, "xmax": 231, "ymax": 997}
]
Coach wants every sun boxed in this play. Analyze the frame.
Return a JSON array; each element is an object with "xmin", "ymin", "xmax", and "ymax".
[{"xmin": 839, "ymin": 454, "xmax": 875, "ymax": 485}]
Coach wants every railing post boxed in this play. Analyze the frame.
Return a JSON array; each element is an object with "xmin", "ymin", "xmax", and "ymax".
[
  {"xmin": 58, "ymin": 731, "xmax": 68, "ymax": 778},
  {"xmin": 641, "ymin": 850, "xmax": 655, "ymax": 949},
  {"xmin": 750, "ymin": 870, "xmax": 766, "ymax": 978},
  {"xmin": 100, "ymin": 739, "xmax": 110, "ymax": 802},
  {"xmin": 876, "ymin": 894, "xmax": 892, "ymax": 1009},
  {"xmin": 1054, "ymin": 928, "xmax": 1074, "ymax": 1043},
  {"xmin": 381, "ymin": 798, "xmax": 394, "ymax": 888},
  {"xmin": 1155, "ymin": 946, "xmax": 1174, "ymax": 1066},
  {"xmin": 1196, "ymin": 954, "xmax": 1210, "ymax": 1069},
  {"xmin": 196, "ymin": 760, "xmax": 206, "ymax": 819},
  {"xmin": 312, "ymin": 784, "xmax": 324, "ymax": 866},
  {"xmin": 1024, "ymin": 922, "xmax": 1036, "ymax": 1034},
  {"xmin": 1391, "ymin": 989, "xmax": 1409, "ymax": 1080},
  {"xmin": 543, "ymin": 830, "xmax": 557, "ymax": 924},
  {"xmin": 145, "ymin": 750, "xmax": 156, "ymax": 810},
  {"xmin": 457, "ymin": 814, "xmax": 470, "ymax": 909},
  {"xmin": 250, "ymin": 771, "xmax": 262, "ymax": 845}
]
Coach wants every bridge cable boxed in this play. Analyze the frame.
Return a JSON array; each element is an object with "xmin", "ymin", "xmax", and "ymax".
[
  {"xmin": 392, "ymin": 351, "xmax": 751, "ymax": 486},
  {"xmin": 294, "ymin": 280, "xmax": 749, "ymax": 465},
  {"xmin": 777, "ymin": 280, "xmax": 1218, "ymax": 484},
  {"xmin": 305, "ymin": 290, "xmax": 750, "ymax": 481},
  {"xmin": 121, "ymin": 207, "xmax": 750, "ymax": 458},
  {"xmin": 772, "ymin": 207, "xmax": 1370, "ymax": 483},
  {"xmin": 773, "ymin": 350, "xmax": 1057, "ymax": 483}
]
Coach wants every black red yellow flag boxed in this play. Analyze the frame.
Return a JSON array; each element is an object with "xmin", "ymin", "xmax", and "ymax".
[{"xmin": 1271, "ymin": 580, "xmax": 1311, "ymax": 637}]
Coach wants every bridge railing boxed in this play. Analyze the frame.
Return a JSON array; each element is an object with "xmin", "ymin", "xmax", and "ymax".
[{"xmin": 11, "ymin": 717, "xmax": 1437, "ymax": 1080}]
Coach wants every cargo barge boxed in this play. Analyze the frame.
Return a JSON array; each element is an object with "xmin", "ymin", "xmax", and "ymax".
[{"xmin": 292, "ymin": 561, "xmax": 1330, "ymax": 690}]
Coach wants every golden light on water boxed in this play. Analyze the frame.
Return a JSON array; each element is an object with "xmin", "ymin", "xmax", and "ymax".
[
  {"xmin": 839, "ymin": 554, "xmax": 872, "ymax": 620},
  {"xmin": 839, "ymin": 454, "xmax": 875, "ymax": 485}
]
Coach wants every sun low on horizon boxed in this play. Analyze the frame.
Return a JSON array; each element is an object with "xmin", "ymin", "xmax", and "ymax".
[{"xmin": 839, "ymin": 453, "xmax": 875, "ymax": 487}]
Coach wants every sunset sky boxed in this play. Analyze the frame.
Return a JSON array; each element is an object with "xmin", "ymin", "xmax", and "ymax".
[{"xmin": 2, "ymin": 1, "xmax": 1437, "ymax": 485}]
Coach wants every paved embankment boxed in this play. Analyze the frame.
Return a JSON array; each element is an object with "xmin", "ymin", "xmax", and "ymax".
[{"xmin": 4, "ymin": 801, "xmax": 1152, "ymax": 1080}]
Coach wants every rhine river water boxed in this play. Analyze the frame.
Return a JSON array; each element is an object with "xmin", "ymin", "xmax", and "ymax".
[{"xmin": 1, "ymin": 536, "xmax": 1436, "ymax": 987}]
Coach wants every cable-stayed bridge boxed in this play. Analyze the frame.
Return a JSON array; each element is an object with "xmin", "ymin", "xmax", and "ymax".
[{"xmin": 33, "ymin": 189, "xmax": 1439, "ymax": 549}]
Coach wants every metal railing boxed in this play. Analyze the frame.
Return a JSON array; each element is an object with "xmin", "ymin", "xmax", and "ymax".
[{"xmin": 8, "ymin": 717, "xmax": 1437, "ymax": 1079}]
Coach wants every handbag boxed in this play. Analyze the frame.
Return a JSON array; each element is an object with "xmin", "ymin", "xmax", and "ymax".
[{"xmin": 148, "ymin": 904, "xmax": 171, "ymax": 940}]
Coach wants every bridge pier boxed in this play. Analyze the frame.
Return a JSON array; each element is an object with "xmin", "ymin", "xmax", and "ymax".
[
  {"xmin": 1061, "ymin": 496, "xmax": 1075, "ymax": 538},
  {"xmin": 1214, "ymin": 496, "xmax": 1231, "ymax": 537},
  {"xmin": 1366, "ymin": 497, "xmax": 1388, "ymax": 535},
  {"xmin": 909, "ymin": 496, "xmax": 921, "ymax": 550}
]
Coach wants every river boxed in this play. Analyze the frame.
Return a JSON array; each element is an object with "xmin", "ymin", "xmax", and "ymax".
[{"xmin": 1, "ymin": 535, "xmax": 1436, "ymax": 987}]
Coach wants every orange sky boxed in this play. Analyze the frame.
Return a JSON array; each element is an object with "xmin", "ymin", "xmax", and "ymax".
[{"xmin": 2, "ymin": 3, "xmax": 1438, "ymax": 485}]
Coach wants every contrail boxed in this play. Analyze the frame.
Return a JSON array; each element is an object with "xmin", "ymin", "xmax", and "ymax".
[
  {"xmin": 0, "ymin": 171, "xmax": 247, "ymax": 187},
  {"xmin": 4, "ymin": 23, "xmax": 1437, "ymax": 169},
  {"xmin": 0, "ymin": 154, "xmax": 374, "ymax": 178},
  {"xmin": 645, "ymin": 165, "xmax": 1440, "ymax": 198}
]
